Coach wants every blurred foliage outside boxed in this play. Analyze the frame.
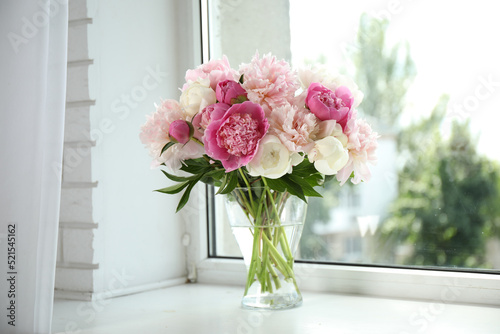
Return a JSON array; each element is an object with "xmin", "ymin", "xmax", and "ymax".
[{"xmin": 300, "ymin": 14, "xmax": 500, "ymax": 270}]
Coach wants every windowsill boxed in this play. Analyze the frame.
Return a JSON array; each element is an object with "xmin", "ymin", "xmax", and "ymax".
[
  {"xmin": 196, "ymin": 258, "xmax": 500, "ymax": 306},
  {"xmin": 52, "ymin": 283, "xmax": 500, "ymax": 333}
]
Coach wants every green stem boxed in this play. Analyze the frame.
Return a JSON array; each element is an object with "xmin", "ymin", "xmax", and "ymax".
[
  {"xmin": 262, "ymin": 233, "xmax": 294, "ymax": 280},
  {"xmin": 259, "ymin": 228, "xmax": 270, "ymax": 291},
  {"xmin": 261, "ymin": 178, "xmax": 282, "ymax": 223},
  {"xmin": 266, "ymin": 271, "xmax": 274, "ymax": 294},
  {"xmin": 267, "ymin": 260, "xmax": 282, "ymax": 290},
  {"xmin": 234, "ymin": 188, "xmax": 254, "ymax": 219},
  {"xmin": 241, "ymin": 181, "xmax": 301, "ymax": 298},
  {"xmin": 243, "ymin": 189, "xmax": 266, "ymax": 295},
  {"xmin": 280, "ymin": 227, "xmax": 294, "ymax": 269},
  {"xmin": 244, "ymin": 225, "xmax": 261, "ymax": 295},
  {"xmin": 262, "ymin": 229, "xmax": 301, "ymax": 295},
  {"xmin": 238, "ymin": 168, "xmax": 254, "ymax": 209},
  {"xmin": 191, "ymin": 137, "xmax": 204, "ymax": 146}
]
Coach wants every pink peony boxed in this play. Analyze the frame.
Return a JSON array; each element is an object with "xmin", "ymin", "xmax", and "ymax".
[
  {"xmin": 184, "ymin": 56, "xmax": 239, "ymax": 91},
  {"xmin": 239, "ymin": 52, "xmax": 299, "ymax": 115},
  {"xmin": 298, "ymin": 66, "xmax": 364, "ymax": 109},
  {"xmin": 168, "ymin": 120, "xmax": 192, "ymax": 144},
  {"xmin": 306, "ymin": 82, "xmax": 354, "ymax": 129},
  {"xmin": 204, "ymin": 101, "xmax": 269, "ymax": 172},
  {"xmin": 336, "ymin": 119, "xmax": 378, "ymax": 185},
  {"xmin": 216, "ymin": 80, "xmax": 248, "ymax": 105},
  {"xmin": 268, "ymin": 103, "xmax": 318, "ymax": 153}
]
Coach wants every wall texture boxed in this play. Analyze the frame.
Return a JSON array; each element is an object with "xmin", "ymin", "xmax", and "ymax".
[{"xmin": 56, "ymin": 0, "xmax": 199, "ymax": 300}]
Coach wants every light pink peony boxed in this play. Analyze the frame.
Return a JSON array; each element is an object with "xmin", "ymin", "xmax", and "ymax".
[
  {"xmin": 139, "ymin": 99, "xmax": 185, "ymax": 156},
  {"xmin": 336, "ymin": 118, "xmax": 378, "ymax": 185},
  {"xmin": 216, "ymin": 80, "xmax": 248, "ymax": 105},
  {"xmin": 268, "ymin": 103, "xmax": 318, "ymax": 153},
  {"xmin": 139, "ymin": 100, "xmax": 204, "ymax": 171},
  {"xmin": 239, "ymin": 52, "xmax": 299, "ymax": 115},
  {"xmin": 184, "ymin": 56, "xmax": 239, "ymax": 91},
  {"xmin": 160, "ymin": 141, "xmax": 205, "ymax": 172},
  {"xmin": 306, "ymin": 82, "xmax": 354, "ymax": 129},
  {"xmin": 204, "ymin": 101, "xmax": 269, "ymax": 172}
]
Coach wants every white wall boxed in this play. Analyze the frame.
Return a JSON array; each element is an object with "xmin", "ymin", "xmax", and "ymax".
[
  {"xmin": 88, "ymin": 0, "xmax": 197, "ymax": 294},
  {"xmin": 56, "ymin": 0, "xmax": 201, "ymax": 298}
]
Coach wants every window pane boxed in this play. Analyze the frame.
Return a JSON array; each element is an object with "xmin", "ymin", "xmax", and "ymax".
[{"xmin": 208, "ymin": 0, "xmax": 500, "ymax": 271}]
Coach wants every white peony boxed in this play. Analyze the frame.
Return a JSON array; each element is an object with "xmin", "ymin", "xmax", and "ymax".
[
  {"xmin": 308, "ymin": 136, "xmax": 349, "ymax": 175},
  {"xmin": 157, "ymin": 141, "xmax": 205, "ymax": 173},
  {"xmin": 179, "ymin": 78, "xmax": 216, "ymax": 118},
  {"xmin": 247, "ymin": 135, "xmax": 303, "ymax": 179},
  {"xmin": 316, "ymin": 120, "xmax": 348, "ymax": 146}
]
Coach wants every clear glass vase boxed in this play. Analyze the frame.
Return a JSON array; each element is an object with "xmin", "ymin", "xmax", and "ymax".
[{"xmin": 224, "ymin": 187, "xmax": 307, "ymax": 310}]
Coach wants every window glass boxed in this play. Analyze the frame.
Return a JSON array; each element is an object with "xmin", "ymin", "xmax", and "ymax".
[{"xmin": 208, "ymin": 0, "xmax": 500, "ymax": 271}]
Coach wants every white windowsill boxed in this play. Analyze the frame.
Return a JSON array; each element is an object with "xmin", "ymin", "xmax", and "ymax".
[
  {"xmin": 196, "ymin": 258, "xmax": 500, "ymax": 307},
  {"xmin": 52, "ymin": 283, "xmax": 500, "ymax": 334}
]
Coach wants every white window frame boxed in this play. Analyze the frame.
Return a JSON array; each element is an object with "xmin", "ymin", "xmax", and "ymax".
[{"xmin": 184, "ymin": 0, "xmax": 500, "ymax": 307}]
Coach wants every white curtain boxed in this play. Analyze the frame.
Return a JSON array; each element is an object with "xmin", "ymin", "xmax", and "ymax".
[{"xmin": 0, "ymin": 1, "xmax": 68, "ymax": 333}]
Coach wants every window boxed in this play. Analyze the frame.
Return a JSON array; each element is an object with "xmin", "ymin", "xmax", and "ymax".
[{"xmin": 194, "ymin": 0, "xmax": 500, "ymax": 305}]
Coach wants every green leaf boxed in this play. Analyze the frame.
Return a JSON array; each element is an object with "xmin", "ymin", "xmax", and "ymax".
[
  {"xmin": 160, "ymin": 169, "xmax": 192, "ymax": 182},
  {"xmin": 180, "ymin": 164, "xmax": 211, "ymax": 175},
  {"xmin": 239, "ymin": 74, "xmax": 244, "ymax": 84},
  {"xmin": 155, "ymin": 181, "xmax": 189, "ymax": 194},
  {"xmin": 323, "ymin": 174, "xmax": 335, "ymax": 184},
  {"xmin": 292, "ymin": 160, "xmax": 319, "ymax": 177},
  {"xmin": 281, "ymin": 175, "xmax": 306, "ymax": 202},
  {"xmin": 160, "ymin": 142, "xmax": 176, "ymax": 156},
  {"xmin": 201, "ymin": 168, "xmax": 226, "ymax": 185},
  {"xmin": 293, "ymin": 158, "xmax": 314, "ymax": 171},
  {"xmin": 265, "ymin": 175, "xmax": 307, "ymax": 202},
  {"xmin": 264, "ymin": 178, "xmax": 287, "ymax": 193},
  {"xmin": 204, "ymin": 168, "xmax": 225, "ymax": 179},
  {"xmin": 218, "ymin": 171, "xmax": 239, "ymax": 195},
  {"xmin": 176, "ymin": 174, "xmax": 203, "ymax": 212},
  {"xmin": 304, "ymin": 173, "xmax": 324, "ymax": 187},
  {"xmin": 215, "ymin": 171, "xmax": 240, "ymax": 195},
  {"xmin": 183, "ymin": 158, "xmax": 211, "ymax": 167},
  {"xmin": 215, "ymin": 173, "xmax": 230, "ymax": 195},
  {"xmin": 179, "ymin": 157, "xmax": 216, "ymax": 175},
  {"xmin": 301, "ymin": 184, "xmax": 322, "ymax": 197},
  {"xmin": 287, "ymin": 174, "xmax": 322, "ymax": 198}
]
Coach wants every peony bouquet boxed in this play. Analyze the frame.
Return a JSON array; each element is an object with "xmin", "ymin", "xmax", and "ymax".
[
  {"xmin": 140, "ymin": 53, "xmax": 377, "ymax": 210},
  {"xmin": 140, "ymin": 53, "xmax": 378, "ymax": 308}
]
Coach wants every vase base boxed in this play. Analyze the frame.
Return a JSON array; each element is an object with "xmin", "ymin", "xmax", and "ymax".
[{"xmin": 241, "ymin": 289, "xmax": 303, "ymax": 310}]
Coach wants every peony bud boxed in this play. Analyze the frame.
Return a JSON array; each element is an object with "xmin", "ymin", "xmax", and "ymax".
[
  {"xmin": 216, "ymin": 80, "xmax": 248, "ymax": 105},
  {"xmin": 169, "ymin": 120, "xmax": 193, "ymax": 144}
]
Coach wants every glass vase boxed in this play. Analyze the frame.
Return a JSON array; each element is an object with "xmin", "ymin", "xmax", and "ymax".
[{"xmin": 224, "ymin": 187, "xmax": 307, "ymax": 310}]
